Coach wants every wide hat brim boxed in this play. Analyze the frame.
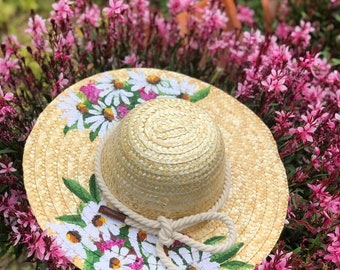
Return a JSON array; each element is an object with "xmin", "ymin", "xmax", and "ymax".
[{"xmin": 23, "ymin": 68, "xmax": 288, "ymax": 269}]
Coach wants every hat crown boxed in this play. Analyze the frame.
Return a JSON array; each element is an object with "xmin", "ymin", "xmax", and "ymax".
[{"xmin": 99, "ymin": 98, "xmax": 227, "ymax": 219}]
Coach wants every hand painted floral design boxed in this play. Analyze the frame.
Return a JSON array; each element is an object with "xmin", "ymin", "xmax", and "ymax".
[
  {"xmin": 169, "ymin": 247, "xmax": 220, "ymax": 269},
  {"xmin": 50, "ymin": 175, "xmax": 253, "ymax": 270},
  {"xmin": 57, "ymin": 70, "xmax": 211, "ymax": 141}
]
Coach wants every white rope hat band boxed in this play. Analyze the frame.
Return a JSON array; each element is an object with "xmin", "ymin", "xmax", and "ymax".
[{"xmin": 95, "ymin": 111, "xmax": 237, "ymax": 269}]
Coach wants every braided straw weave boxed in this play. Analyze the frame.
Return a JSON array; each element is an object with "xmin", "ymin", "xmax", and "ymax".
[
  {"xmin": 98, "ymin": 98, "xmax": 227, "ymax": 219},
  {"xmin": 23, "ymin": 68, "xmax": 288, "ymax": 269}
]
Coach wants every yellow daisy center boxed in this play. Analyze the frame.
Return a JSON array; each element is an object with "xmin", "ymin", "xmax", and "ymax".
[
  {"xmin": 186, "ymin": 266, "xmax": 198, "ymax": 270},
  {"xmin": 113, "ymin": 79, "xmax": 124, "ymax": 89},
  {"xmin": 146, "ymin": 75, "xmax": 161, "ymax": 85},
  {"xmin": 109, "ymin": 257, "xmax": 121, "ymax": 269},
  {"xmin": 137, "ymin": 229, "xmax": 147, "ymax": 242},
  {"xmin": 66, "ymin": 230, "xmax": 81, "ymax": 244},
  {"xmin": 92, "ymin": 214, "xmax": 106, "ymax": 227},
  {"xmin": 76, "ymin": 103, "xmax": 88, "ymax": 114},
  {"xmin": 180, "ymin": 93, "xmax": 191, "ymax": 101},
  {"xmin": 103, "ymin": 107, "xmax": 115, "ymax": 121}
]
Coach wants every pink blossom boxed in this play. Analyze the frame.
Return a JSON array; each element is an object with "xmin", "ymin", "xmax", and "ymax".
[
  {"xmin": 0, "ymin": 162, "xmax": 16, "ymax": 174},
  {"xmin": 256, "ymin": 248, "xmax": 293, "ymax": 269},
  {"xmin": 0, "ymin": 56, "xmax": 19, "ymax": 82},
  {"xmin": 325, "ymin": 226, "xmax": 340, "ymax": 265},
  {"xmin": 291, "ymin": 20, "xmax": 315, "ymax": 47},
  {"xmin": 53, "ymin": 73, "xmax": 69, "ymax": 96},
  {"xmin": 237, "ymin": 4, "xmax": 254, "ymax": 26},
  {"xmin": 200, "ymin": 4, "xmax": 228, "ymax": 33},
  {"xmin": 140, "ymin": 87, "xmax": 157, "ymax": 101},
  {"xmin": 103, "ymin": 0, "xmax": 128, "ymax": 20},
  {"xmin": 123, "ymin": 54, "xmax": 138, "ymax": 66},
  {"xmin": 76, "ymin": 4, "xmax": 100, "ymax": 27},
  {"xmin": 25, "ymin": 14, "xmax": 47, "ymax": 36},
  {"xmin": 261, "ymin": 69, "xmax": 288, "ymax": 93},
  {"xmin": 80, "ymin": 84, "xmax": 101, "ymax": 104},
  {"xmin": 128, "ymin": 256, "xmax": 144, "ymax": 270},
  {"xmin": 130, "ymin": 0, "xmax": 149, "ymax": 13},
  {"xmin": 2, "ymin": 35, "xmax": 23, "ymax": 55},
  {"xmin": 117, "ymin": 104, "xmax": 130, "ymax": 119},
  {"xmin": 167, "ymin": 0, "xmax": 195, "ymax": 16},
  {"xmin": 51, "ymin": 0, "xmax": 74, "ymax": 23},
  {"xmin": 0, "ymin": 86, "xmax": 14, "ymax": 101},
  {"xmin": 290, "ymin": 119, "xmax": 317, "ymax": 143},
  {"xmin": 275, "ymin": 22, "xmax": 293, "ymax": 39}
]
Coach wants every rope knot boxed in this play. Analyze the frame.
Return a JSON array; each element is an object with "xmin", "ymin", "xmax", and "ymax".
[{"xmin": 157, "ymin": 216, "xmax": 175, "ymax": 246}]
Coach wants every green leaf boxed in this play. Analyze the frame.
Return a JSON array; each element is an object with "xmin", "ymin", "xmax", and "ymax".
[
  {"xmin": 89, "ymin": 174, "xmax": 101, "ymax": 202},
  {"xmin": 220, "ymin": 260, "xmax": 253, "ymax": 269},
  {"xmin": 211, "ymin": 242, "xmax": 244, "ymax": 264},
  {"xmin": 55, "ymin": 214, "xmax": 87, "ymax": 228},
  {"xmin": 190, "ymin": 86, "xmax": 210, "ymax": 102},
  {"xmin": 204, "ymin": 236, "xmax": 226, "ymax": 245},
  {"xmin": 83, "ymin": 245, "xmax": 101, "ymax": 270},
  {"xmin": 89, "ymin": 129, "xmax": 99, "ymax": 142},
  {"xmin": 0, "ymin": 148, "xmax": 15, "ymax": 155},
  {"xmin": 63, "ymin": 177, "xmax": 95, "ymax": 203},
  {"xmin": 63, "ymin": 123, "xmax": 77, "ymax": 135}
]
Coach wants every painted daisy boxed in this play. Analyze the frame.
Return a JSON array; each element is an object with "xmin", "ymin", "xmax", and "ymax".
[
  {"xmin": 128, "ymin": 70, "xmax": 175, "ymax": 95},
  {"xmin": 96, "ymin": 73, "xmax": 134, "ymax": 106},
  {"xmin": 47, "ymin": 222, "xmax": 97, "ymax": 260},
  {"xmin": 142, "ymin": 255, "xmax": 165, "ymax": 270},
  {"xmin": 168, "ymin": 247, "xmax": 220, "ymax": 270},
  {"xmin": 81, "ymin": 201, "xmax": 123, "ymax": 241},
  {"xmin": 94, "ymin": 246, "xmax": 137, "ymax": 269},
  {"xmin": 128, "ymin": 227, "xmax": 158, "ymax": 258},
  {"xmin": 85, "ymin": 100, "xmax": 118, "ymax": 137},
  {"xmin": 176, "ymin": 78, "xmax": 196, "ymax": 100},
  {"xmin": 57, "ymin": 91, "xmax": 87, "ymax": 130}
]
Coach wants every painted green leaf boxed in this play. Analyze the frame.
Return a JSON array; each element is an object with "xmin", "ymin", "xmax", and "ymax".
[
  {"xmin": 204, "ymin": 236, "xmax": 226, "ymax": 245},
  {"xmin": 63, "ymin": 177, "xmax": 95, "ymax": 203},
  {"xmin": 190, "ymin": 86, "xmax": 210, "ymax": 102},
  {"xmin": 89, "ymin": 174, "xmax": 101, "ymax": 202},
  {"xmin": 89, "ymin": 129, "xmax": 100, "ymax": 142},
  {"xmin": 211, "ymin": 242, "xmax": 244, "ymax": 264},
  {"xmin": 83, "ymin": 246, "xmax": 101, "ymax": 270},
  {"xmin": 56, "ymin": 214, "xmax": 86, "ymax": 228},
  {"xmin": 220, "ymin": 260, "xmax": 253, "ymax": 269},
  {"xmin": 63, "ymin": 123, "xmax": 77, "ymax": 135}
]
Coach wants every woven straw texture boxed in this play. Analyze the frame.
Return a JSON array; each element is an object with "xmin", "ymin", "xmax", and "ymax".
[
  {"xmin": 23, "ymin": 68, "xmax": 288, "ymax": 268},
  {"xmin": 99, "ymin": 98, "xmax": 226, "ymax": 220}
]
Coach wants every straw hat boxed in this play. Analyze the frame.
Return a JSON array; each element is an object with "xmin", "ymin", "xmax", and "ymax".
[{"xmin": 23, "ymin": 68, "xmax": 288, "ymax": 269}]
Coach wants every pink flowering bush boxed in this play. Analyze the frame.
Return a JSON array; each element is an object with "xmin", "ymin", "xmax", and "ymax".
[{"xmin": 0, "ymin": 0, "xmax": 339, "ymax": 269}]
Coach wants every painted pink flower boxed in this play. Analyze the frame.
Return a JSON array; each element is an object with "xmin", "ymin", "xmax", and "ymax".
[
  {"xmin": 80, "ymin": 84, "xmax": 101, "ymax": 104},
  {"xmin": 0, "ymin": 162, "xmax": 16, "ymax": 174},
  {"xmin": 140, "ymin": 87, "xmax": 157, "ymax": 101},
  {"xmin": 117, "ymin": 104, "xmax": 130, "ymax": 119},
  {"xmin": 103, "ymin": 0, "xmax": 128, "ymax": 20}
]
